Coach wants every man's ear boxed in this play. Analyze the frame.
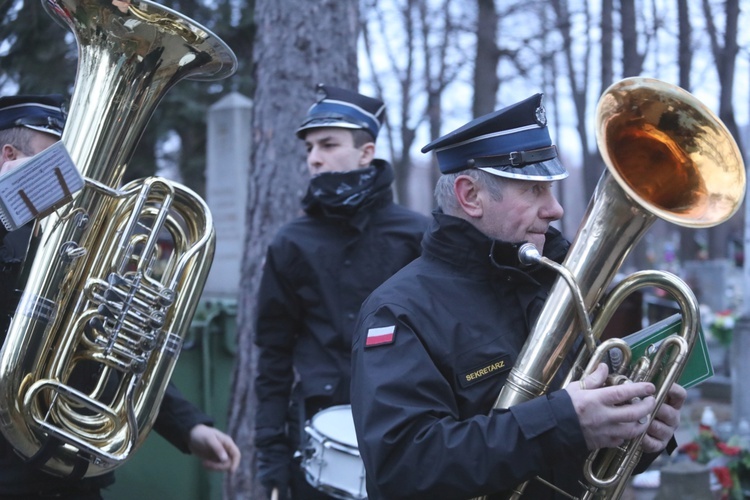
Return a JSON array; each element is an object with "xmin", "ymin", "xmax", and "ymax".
[
  {"xmin": 454, "ymin": 175, "xmax": 483, "ymax": 218},
  {"xmin": 358, "ymin": 142, "xmax": 376, "ymax": 166},
  {"xmin": 1, "ymin": 144, "xmax": 18, "ymax": 162}
]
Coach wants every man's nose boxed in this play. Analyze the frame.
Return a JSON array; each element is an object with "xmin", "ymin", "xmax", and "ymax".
[
  {"xmin": 307, "ymin": 147, "xmax": 323, "ymax": 168},
  {"xmin": 543, "ymin": 194, "xmax": 564, "ymax": 220}
]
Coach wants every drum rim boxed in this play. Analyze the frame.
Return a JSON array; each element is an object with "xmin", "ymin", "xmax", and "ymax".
[{"xmin": 309, "ymin": 404, "xmax": 359, "ymax": 449}]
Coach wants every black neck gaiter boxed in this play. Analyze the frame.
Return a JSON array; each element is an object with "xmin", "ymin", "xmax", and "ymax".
[{"xmin": 302, "ymin": 159, "xmax": 394, "ymax": 218}]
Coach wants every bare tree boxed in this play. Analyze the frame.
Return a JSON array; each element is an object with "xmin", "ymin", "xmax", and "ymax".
[
  {"xmin": 599, "ymin": 0, "xmax": 614, "ymax": 96},
  {"xmin": 675, "ymin": 0, "xmax": 702, "ymax": 264},
  {"xmin": 227, "ymin": 1, "xmax": 359, "ymax": 498},
  {"xmin": 361, "ymin": 0, "xmax": 418, "ymax": 204},
  {"xmin": 473, "ymin": 0, "xmax": 500, "ymax": 118},
  {"xmin": 360, "ymin": 0, "xmax": 470, "ymax": 206},
  {"xmin": 620, "ymin": 0, "xmax": 645, "ymax": 77},
  {"xmin": 473, "ymin": 1, "xmax": 543, "ymax": 117},
  {"xmin": 701, "ymin": 0, "xmax": 744, "ymax": 261},
  {"xmin": 700, "ymin": 0, "xmax": 750, "ymax": 430},
  {"xmin": 676, "ymin": 0, "xmax": 691, "ymax": 91},
  {"xmin": 622, "ymin": 0, "xmax": 667, "ymax": 79},
  {"xmin": 548, "ymin": 0, "xmax": 599, "ymax": 198}
]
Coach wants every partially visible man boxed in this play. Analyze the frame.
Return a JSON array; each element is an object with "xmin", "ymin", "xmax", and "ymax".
[
  {"xmin": 350, "ymin": 94, "xmax": 686, "ymax": 499},
  {"xmin": 254, "ymin": 84, "xmax": 429, "ymax": 500},
  {"xmin": 0, "ymin": 94, "xmax": 241, "ymax": 499},
  {"xmin": 0, "ymin": 102, "xmax": 58, "ymax": 175},
  {"xmin": 0, "ymin": 94, "xmax": 68, "ymax": 336}
]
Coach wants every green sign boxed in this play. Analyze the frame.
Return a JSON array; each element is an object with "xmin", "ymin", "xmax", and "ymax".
[{"xmin": 623, "ymin": 313, "xmax": 713, "ymax": 389}]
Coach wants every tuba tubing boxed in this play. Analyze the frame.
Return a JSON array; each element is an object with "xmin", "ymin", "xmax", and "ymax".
[
  {"xmin": 0, "ymin": 0, "xmax": 236, "ymax": 478},
  {"xmin": 480, "ymin": 77, "xmax": 745, "ymax": 500},
  {"xmin": 577, "ymin": 270, "xmax": 699, "ymax": 500}
]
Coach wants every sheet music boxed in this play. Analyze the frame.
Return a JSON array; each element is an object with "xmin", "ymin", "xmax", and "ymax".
[{"xmin": 0, "ymin": 141, "xmax": 83, "ymax": 231}]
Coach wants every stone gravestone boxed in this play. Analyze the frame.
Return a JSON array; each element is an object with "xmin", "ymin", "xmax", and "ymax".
[
  {"xmin": 203, "ymin": 92, "xmax": 253, "ymax": 299},
  {"xmin": 682, "ymin": 259, "xmax": 735, "ymax": 313},
  {"xmin": 682, "ymin": 259, "xmax": 736, "ymax": 389},
  {"xmin": 654, "ymin": 461, "xmax": 715, "ymax": 500}
]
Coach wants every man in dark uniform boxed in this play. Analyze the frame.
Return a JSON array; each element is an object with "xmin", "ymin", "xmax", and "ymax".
[
  {"xmin": 0, "ymin": 94, "xmax": 241, "ymax": 499},
  {"xmin": 349, "ymin": 94, "xmax": 687, "ymax": 499},
  {"xmin": 254, "ymin": 84, "xmax": 429, "ymax": 500}
]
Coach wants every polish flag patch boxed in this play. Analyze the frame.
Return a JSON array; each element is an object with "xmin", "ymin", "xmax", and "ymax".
[{"xmin": 365, "ymin": 325, "xmax": 395, "ymax": 347}]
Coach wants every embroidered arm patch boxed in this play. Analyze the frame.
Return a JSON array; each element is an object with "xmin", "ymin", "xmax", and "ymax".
[
  {"xmin": 365, "ymin": 325, "xmax": 395, "ymax": 347},
  {"xmin": 458, "ymin": 355, "xmax": 511, "ymax": 388}
]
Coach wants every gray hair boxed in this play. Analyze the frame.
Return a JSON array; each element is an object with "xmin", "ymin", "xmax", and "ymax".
[
  {"xmin": 434, "ymin": 169, "xmax": 506, "ymax": 215},
  {"xmin": 0, "ymin": 127, "xmax": 36, "ymax": 156}
]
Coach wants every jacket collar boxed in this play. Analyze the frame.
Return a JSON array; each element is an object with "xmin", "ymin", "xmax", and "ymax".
[
  {"xmin": 301, "ymin": 159, "xmax": 394, "ymax": 231},
  {"xmin": 422, "ymin": 210, "xmax": 568, "ymax": 278}
]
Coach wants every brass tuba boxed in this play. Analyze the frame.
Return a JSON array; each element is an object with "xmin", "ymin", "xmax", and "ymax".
[
  {"xmin": 0, "ymin": 0, "xmax": 237, "ymax": 478},
  {"xmin": 485, "ymin": 78, "xmax": 746, "ymax": 499}
]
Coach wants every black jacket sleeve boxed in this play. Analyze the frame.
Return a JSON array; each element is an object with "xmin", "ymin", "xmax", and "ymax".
[
  {"xmin": 152, "ymin": 382, "xmax": 213, "ymax": 453},
  {"xmin": 254, "ymin": 247, "xmax": 299, "ymax": 448},
  {"xmin": 351, "ymin": 304, "xmax": 589, "ymax": 500}
]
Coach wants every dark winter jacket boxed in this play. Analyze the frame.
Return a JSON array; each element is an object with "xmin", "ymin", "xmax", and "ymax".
[
  {"xmin": 350, "ymin": 211, "xmax": 632, "ymax": 499},
  {"xmin": 254, "ymin": 160, "xmax": 429, "ymax": 451}
]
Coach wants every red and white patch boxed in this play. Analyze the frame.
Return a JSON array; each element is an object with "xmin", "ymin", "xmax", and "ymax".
[{"xmin": 365, "ymin": 325, "xmax": 395, "ymax": 347}]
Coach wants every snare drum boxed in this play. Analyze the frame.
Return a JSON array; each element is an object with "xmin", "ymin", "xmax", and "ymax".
[{"xmin": 301, "ymin": 404, "xmax": 367, "ymax": 499}]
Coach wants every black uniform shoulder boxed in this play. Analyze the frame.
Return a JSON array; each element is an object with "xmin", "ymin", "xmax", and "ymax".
[
  {"xmin": 263, "ymin": 213, "xmax": 361, "ymax": 276},
  {"xmin": 266, "ymin": 214, "xmax": 325, "ymax": 248},
  {"xmin": 379, "ymin": 202, "xmax": 429, "ymax": 221},
  {"xmin": 360, "ymin": 251, "xmax": 432, "ymax": 310}
]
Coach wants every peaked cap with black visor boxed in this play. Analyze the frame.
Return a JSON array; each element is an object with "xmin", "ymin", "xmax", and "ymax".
[
  {"xmin": 296, "ymin": 84, "xmax": 386, "ymax": 140},
  {"xmin": 0, "ymin": 94, "xmax": 66, "ymax": 137},
  {"xmin": 421, "ymin": 93, "xmax": 567, "ymax": 181}
]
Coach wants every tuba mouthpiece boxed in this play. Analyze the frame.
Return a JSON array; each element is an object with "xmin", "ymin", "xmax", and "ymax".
[{"xmin": 518, "ymin": 243, "xmax": 542, "ymax": 266}]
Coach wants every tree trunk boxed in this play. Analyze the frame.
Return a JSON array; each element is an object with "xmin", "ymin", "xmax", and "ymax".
[
  {"xmin": 226, "ymin": 1, "xmax": 359, "ymax": 498},
  {"xmin": 710, "ymin": 0, "xmax": 743, "ymax": 260},
  {"xmin": 472, "ymin": 0, "xmax": 499, "ymax": 118},
  {"xmin": 620, "ymin": 0, "xmax": 643, "ymax": 77},
  {"xmin": 614, "ymin": 0, "xmax": 651, "ymax": 269},
  {"xmin": 549, "ymin": 0, "xmax": 595, "ymax": 199},
  {"xmin": 599, "ymin": 0, "xmax": 613, "ymax": 96},
  {"xmin": 701, "ymin": 0, "xmax": 745, "ymax": 260},
  {"xmin": 675, "ymin": 0, "xmax": 700, "ymax": 263}
]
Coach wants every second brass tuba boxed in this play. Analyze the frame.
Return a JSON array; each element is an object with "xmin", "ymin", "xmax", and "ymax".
[
  {"xmin": 0, "ymin": 0, "xmax": 237, "ymax": 478},
  {"xmin": 487, "ymin": 77, "xmax": 745, "ymax": 499}
]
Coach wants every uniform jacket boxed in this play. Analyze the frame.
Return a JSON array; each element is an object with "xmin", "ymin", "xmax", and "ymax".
[
  {"xmin": 351, "ymin": 211, "xmax": 600, "ymax": 499},
  {"xmin": 0, "ymin": 224, "xmax": 34, "ymax": 328},
  {"xmin": 0, "ymin": 227, "xmax": 213, "ymax": 495},
  {"xmin": 254, "ymin": 160, "xmax": 429, "ymax": 449}
]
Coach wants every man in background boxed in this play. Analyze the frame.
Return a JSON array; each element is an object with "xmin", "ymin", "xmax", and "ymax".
[{"xmin": 253, "ymin": 84, "xmax": 429, "ymax": 499}]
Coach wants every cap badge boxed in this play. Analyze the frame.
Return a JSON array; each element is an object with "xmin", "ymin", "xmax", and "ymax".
[{"xmin": 535, "ymin": 105, "xmax": 547, "ymax": 127}]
